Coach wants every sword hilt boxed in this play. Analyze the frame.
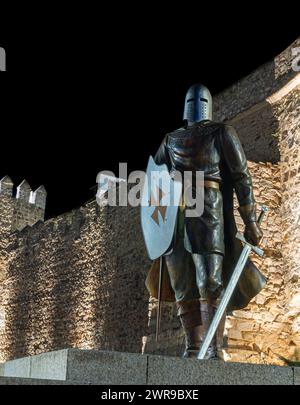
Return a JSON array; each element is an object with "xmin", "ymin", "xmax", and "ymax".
[
  {"xmin": 235, "ymin": 206, "xmax": 268, "ymax": 256},
  {"xmin": 235, "ymin": 232, "xmax": 265, "ymax": 256}
]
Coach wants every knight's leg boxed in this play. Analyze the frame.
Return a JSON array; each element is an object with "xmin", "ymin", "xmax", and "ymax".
[
  {"xmin": 192, "ymin": 253, "xmax": 207, "ymax": 298},
  {"xmin": 165, "ymin": 245, "xmax": 201, "ymax": 358},
  {"xmin": 198, "ymin": 298, "xmax": 217, "ymax": 359},
  {"xmin": 190, "ymin": 254, "xmax": 213, "ymax": 358},
  {"xmin": 193, "ymin": 253, "xmax": 225, "ymax": 360},
  {"xmin": 211, "ymin": 298, "xmax": 227, "ymax": 359},
  {"xmin": 176, "ymin": 299, "xmax": 202, "ymax": 358},
  {"xmin": 206, "ymin": 253, "xmax": 223, "ymax": 300},
  {"xmin": 206, "ymin": 253, "xmax": 226, "ymax": 359}
]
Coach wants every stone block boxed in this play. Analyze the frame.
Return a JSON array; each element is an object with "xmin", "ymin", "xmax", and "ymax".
[
  {"xmin": 66, "ymin": 349, "xmax": 147, "ymax": 385},
  {"xmin": 147, "ymin": 355, "xmax": 294, "ymax": 385},
  {"xmin": 294, "ymin": 367, "xmax": 300, "ymax": 385},
  {"xmin": 0, "ymin": 356, "xmax": 31, "ymax": 378},
  {"xmin": 30, "ymin": 349, "xmax": 69, "ymax": 380},
  {"xmin": 0, "ymin": 350, "xmax": 69, "ymax": 381},
  {"xmin": 227, "ymin": 329, "xmax": 243, "ymax": 340},
  {"xmin": 0, "ymin": 350, "xmax": 148, "ymax": 384},
  {"xmin": 0, "ymin": 376, "xmax": 71, "ymax": 385}
]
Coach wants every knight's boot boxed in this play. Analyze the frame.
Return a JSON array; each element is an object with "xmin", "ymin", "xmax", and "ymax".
[
  {"xmin": 199, "ymin": 299, "xmax": 226, "ymax": 360},
  {"xmin": 176, "ymin": 300, "xmax": 202, "ymax": 358}
]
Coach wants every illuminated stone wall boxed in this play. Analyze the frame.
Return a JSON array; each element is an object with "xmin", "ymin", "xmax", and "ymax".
[
  {"xmin": 0, "ymin": 194, "xmax": 150, "ymax": 362},
  {"xmin": 224, "ymin": 86, "xmax": 300, "ymax": 365}
]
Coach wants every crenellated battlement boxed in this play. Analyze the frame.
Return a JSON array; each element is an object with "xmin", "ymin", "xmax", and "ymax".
[
  {"xmin": 0, "ymin": 176, "xmax": 47, "ymax": 232},
  {"xmin": 0, "ymin": 175, "xmax": 13, "ymax": 197}
]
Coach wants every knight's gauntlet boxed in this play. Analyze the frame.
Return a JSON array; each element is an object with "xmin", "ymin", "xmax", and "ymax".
[{"xmin": 238, "ymin": 204, "xmax": 263, "ymax": 246}]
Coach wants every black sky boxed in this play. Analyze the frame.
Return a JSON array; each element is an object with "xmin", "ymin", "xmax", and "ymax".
[{"xmin": 1, "ymin": 12, "xmax": 299, "ymax": 218}]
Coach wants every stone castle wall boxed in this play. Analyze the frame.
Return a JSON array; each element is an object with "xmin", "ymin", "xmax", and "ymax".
[
  {"xmin": 225, "ymin": 78, "xmax": 300, "ymax": 364},
  {"xmin": 0, "ymin": 39, "xmax": 299, "ymax": 364},
  {"xmin": 0, "ymin": 191, "xmax": 150, "ymax": 362}
]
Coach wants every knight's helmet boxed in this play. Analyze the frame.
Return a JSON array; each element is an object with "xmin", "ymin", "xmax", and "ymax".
[{"xmin": 183, "ymin": 84, "xmax": 212, "ymax": 123}]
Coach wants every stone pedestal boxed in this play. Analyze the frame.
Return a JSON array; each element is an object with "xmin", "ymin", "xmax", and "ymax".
[{"xmin": 0, "ymin": 349, "xmax": 297, "ymax": 385}]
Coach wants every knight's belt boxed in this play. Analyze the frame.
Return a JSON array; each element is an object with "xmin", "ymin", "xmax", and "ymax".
[
  {"xmin": 203, "ymin": 180, "xmax": 220, "ymax": 190},
  {"xmin": 180, "ymin": 180, "xmax": 220, "ymax": 211}
]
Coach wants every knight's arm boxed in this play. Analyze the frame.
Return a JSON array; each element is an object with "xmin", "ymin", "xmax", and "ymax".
[
  {"xmin": 154, "ymin": 135, "xmax": 171, "ymax": 168},
  {"xmin": 220, "ymin": 125, "xmax": 257, "ymax": 224}
]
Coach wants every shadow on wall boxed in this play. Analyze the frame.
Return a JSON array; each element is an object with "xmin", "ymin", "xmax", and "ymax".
[
  {"xmin": 92, "ymin": 204, "xmax": 150, "ymax": 354},
  {"xmin": 5, "ymin": 203, "xmax": 150, "ymax": 360},
  {"xmin": 222, "ymin": 58, "xmax": 281, "ymax": 164},
  {"xmin": 214, "ymin": 46, "xmax": 300, "ymax": 163},
  {"xmin": 231, "ymin": 100, "xmax": 280, "ymax": 164},
  {"xmin": 6, "ymin": 225, "xmax": 43, "ymax": 358}
]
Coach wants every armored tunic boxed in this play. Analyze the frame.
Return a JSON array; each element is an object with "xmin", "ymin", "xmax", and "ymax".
[
  {"xmin": 146, "ymin": 120, "xmax": 267, "ymax": 311},
  {"xmin": 155, "ymin": 121, "xmax": 254, "ymax": 255}
]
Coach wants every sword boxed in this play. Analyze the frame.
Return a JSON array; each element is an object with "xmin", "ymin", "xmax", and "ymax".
[
  {"xmin": 198, "ymin": 206, "xmax": 268, "ymax": 360},
  {"xmin": 156, "ymin": 255, "xmax": 163, "ymax": 342}
]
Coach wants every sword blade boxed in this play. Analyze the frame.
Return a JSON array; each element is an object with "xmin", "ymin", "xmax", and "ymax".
[
  {"xmin": 198, "ymin": 244, "xmax": 251, "ymax": 359},
  {"xmin": 156, "ymin": 256, "xmax": 163, "ymax": 342},
  {"xmin": 198, "ymin": 205, "xmax": 268, "ymax": 360}
]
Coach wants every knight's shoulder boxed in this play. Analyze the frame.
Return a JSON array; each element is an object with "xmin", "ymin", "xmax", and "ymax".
[
  {"xmin": 207, "ymin": 121, "xmax": 238, "ymax": 134},
  {"xmin": 221, "ymin": 123, "xmax": 239, "ymax": 136},
  {"xmin": 195, "ymin": 121, "xmax": 224, "ymax": 136},
  {"xmin": 204, "ymin": 120, "xmax": 225, "ymax": 129},
  {"xmin": 168, "ymin": 127, "xmax": 185, "ymax": 135},
  {"xmin": 166, "ymin": 127, "xmax": 187, "ymax": 138}
]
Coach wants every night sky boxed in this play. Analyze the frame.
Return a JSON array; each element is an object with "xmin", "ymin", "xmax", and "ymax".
[{"xmin": 1, "ymin": 14, "xmax": 299, "ymax": 218}]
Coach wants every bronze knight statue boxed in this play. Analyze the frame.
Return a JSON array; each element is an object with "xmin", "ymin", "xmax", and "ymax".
[{"xmin": 143, "ymin": 84, "xmax": 266, "ymax": 360}]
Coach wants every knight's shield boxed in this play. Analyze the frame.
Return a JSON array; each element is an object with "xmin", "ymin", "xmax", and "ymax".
[{"xmin": 141, "ymin": 156, "xmax": 182, "ymax": 260}]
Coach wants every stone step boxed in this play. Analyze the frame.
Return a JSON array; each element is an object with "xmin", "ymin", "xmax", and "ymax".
[
  {"xmin": 0, "ymin": 376, "xmax": 71, "ymax": 385},
  {"xmin": 0, "ymin": 349, "xmax": 298, "ymax": 385}
]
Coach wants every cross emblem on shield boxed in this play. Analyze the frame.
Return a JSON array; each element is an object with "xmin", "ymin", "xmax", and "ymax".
[{"xmin": 150, "ymin": 185, "xmax": 167, "ymax": 225}]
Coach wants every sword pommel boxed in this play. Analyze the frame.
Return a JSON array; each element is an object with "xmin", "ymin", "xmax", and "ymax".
[{"xmin": 257, "ymin": 205, "xmax": 268, "ymax": 225}]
